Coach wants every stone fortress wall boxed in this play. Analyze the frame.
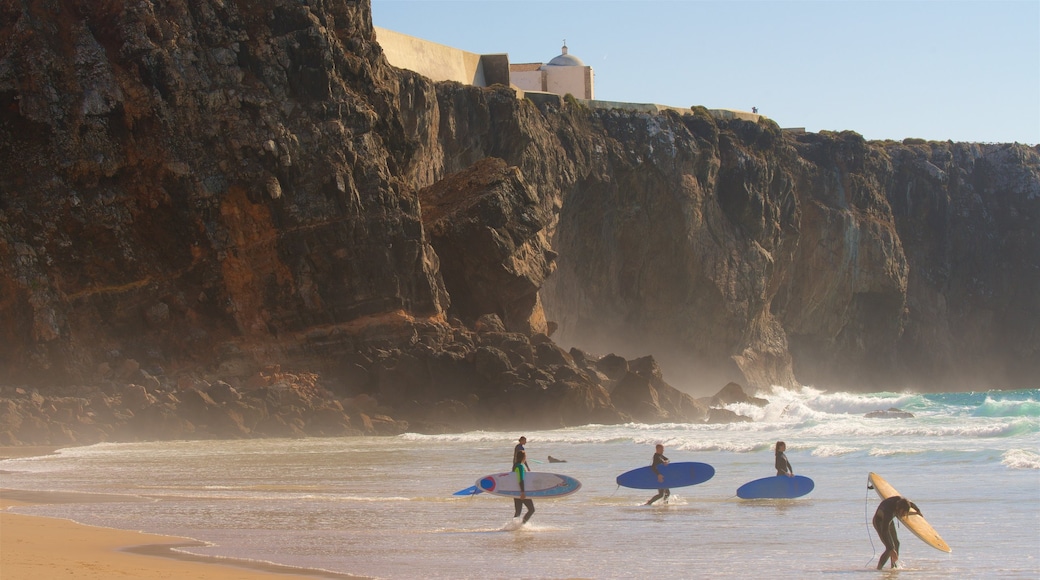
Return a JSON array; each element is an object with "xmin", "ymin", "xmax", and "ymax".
[
  {"xmin": 375, "ymin": 27, "xmax": 761, "ymax": 123},
  {"xmin": 374, "ymin": 27, "xmax": 510, "ymax": 87}
]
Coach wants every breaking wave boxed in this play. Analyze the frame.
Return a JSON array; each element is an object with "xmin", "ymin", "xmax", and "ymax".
[{"xmin": 1001, "ymin": 449, "xmax": 1040, "ymax": 470}]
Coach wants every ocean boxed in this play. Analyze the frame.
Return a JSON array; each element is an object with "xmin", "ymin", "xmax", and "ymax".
[{"xmin": 3, "ymin": 387, "xmax": 1038, "ymax": 579}]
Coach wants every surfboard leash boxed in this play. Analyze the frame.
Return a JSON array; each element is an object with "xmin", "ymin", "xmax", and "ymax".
[{"xmin": 865, "ymin": 475, "xmax": 878, "ymax": 564}]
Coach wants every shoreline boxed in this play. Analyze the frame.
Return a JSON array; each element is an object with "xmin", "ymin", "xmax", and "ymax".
[
  {"xmin": 0, "ymin": 445, "xmax": 62, "ymax": 460},
  {"xmin": 0, "ymin": 489, "xmax": 364, "ymax": 580}
]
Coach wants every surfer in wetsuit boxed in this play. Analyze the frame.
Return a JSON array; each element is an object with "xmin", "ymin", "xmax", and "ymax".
[
  {"xmin": 513, "ymin": 436, "xmax": 530, "ymax": 470},
  {"xmin": 645, "ymin": 444, "xmax": 670, "ymax": 505},
  {"xmin": 775, "ymin": 441, "xmax": 793, "ymax": 477},
  {"xmin": 513, "ymin": 449, "xmax": 535, "ymax": 523},
  {"xmin": 873, "ymin": 495, "xmax": 921, "ymax": 569}
]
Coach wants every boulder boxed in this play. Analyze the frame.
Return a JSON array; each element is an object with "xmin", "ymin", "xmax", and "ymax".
[
  {"xmin": 474, "ymin": 346, "xmax": 513, "ymax": 380},
  {"xmin": 865, "ymin": 407, "xmax": 915, "ymax": 419},
  {"xmin": 611, "ymin": 356, "xmax": 710, "ymax": 423},
  {"xmin": 534, "ymin": 341, "xmax": 573, "ymax": 368},
  {"xmin": 710, "ymin": 382, "xmax": 768, "ymax": 407},
  {"xmin": 594, "ymin": 354, "xmax": 629, "ymax": 382},
  {"xmin": 474, "ymin": 314, "xmax": 507, "ymax": 334},
  {"xmin": 610, "ymin": 372, "xmax": 666, "ymax": 423},
  {"xmin": 553, "ymin": 381, "xmax": 626, "ymax": 427},
  {"xmin": 206, "ymin": 381, "xmax": 242, "ymax": 404},
  {"xmin": 420, "ymin": 159, "xmax": 555, "ymax": 335},
  {"xmin": 121, "ymin": 384, "xmax": 157, "ymax": 410},
  {"xmin": 706, "ymin": 407, "xmax": 752, "ymax": 423}
]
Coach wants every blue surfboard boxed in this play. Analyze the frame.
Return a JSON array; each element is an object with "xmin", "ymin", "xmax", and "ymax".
[
  {"xmin": 736, "ymin": 475, "xmax": 814, "ymax": 499},
  {"xmin": 453, "ymin": 485, "xmax": 482, "ymax": 496},
  {"xmin": 616, "ymin": 462, "xmax": 715, "ymax": 489}
]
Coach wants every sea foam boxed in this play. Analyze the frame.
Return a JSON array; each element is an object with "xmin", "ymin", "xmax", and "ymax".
[{"xmin": 1001, "ymin": 449, "xmax": 1040, "ymax": 470}]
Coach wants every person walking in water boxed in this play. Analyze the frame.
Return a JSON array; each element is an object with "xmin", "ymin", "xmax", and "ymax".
[
  {"xmin": 512, "ymin": 449, "xmax": 535, "ymax": 523},
  {"xmin": 645, "ymin": 444, "xmax": 670, "ymax": 505},
  {"xmin": 513, "ymin": 436, "xmax": 530, "ymax": 470},
  {"xmin": 873, "ymin": 496, "xmax": 921, "ymax": 569},
  {"xmin": 775, "ymin": 441, "xmax": 793, "ymax": 477}
]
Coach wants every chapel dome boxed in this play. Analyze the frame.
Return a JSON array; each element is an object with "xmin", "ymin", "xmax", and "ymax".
[{"xmin": 545, "ymin": 43, "xmax": 584, "ymax": 67}]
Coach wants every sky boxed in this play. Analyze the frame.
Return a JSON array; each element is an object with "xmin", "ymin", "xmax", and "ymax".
[{"xmin": 371, "ymin": 0, "xmax": 1039, "ymax": 145}]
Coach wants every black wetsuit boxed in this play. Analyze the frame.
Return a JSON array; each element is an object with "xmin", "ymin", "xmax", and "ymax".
[
  {"xmin": 512, "ymin": 462, "xmax": 534, "ymax": 522},
  {"xmin": 873, "ymin": 496, "xmax": 919, "ymax": 569},
  {"xmin": 646, "ymin": 452, "xmax": 670, "ymax": 505},
  {"xmin": 775, "ymin": 451, "xmax": 792, "ymax": 476},
  {"xmin": 507, "ymin": 446, "xmax": 532, "ymax": 525},
  {"xmin": 513, "ymin": 444, "xmax": 528, "ymax": 469},
  {"xmin": 513, "ymin": 497, "xmax": 535, "ymax": 522}
]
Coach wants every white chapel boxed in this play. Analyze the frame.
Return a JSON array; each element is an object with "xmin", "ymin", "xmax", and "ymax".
[{"xmin": 509, "ymin": 42, "xmax": 594, "ymax": 99}]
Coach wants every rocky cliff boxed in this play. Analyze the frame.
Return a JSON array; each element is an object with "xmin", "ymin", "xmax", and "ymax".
[
  {"xmin": 0, "ymin": 1, "xmax": 1036, "ymax": 445},
  {"xmin": 397, "ymin": 87, "xmax": 1039, "ymax": 394}
]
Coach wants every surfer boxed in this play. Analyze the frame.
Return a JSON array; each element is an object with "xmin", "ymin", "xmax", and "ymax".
[
  {"xmin": 513, "ymin": 449, "xmax": 535, "ymax": 523},
  {"xmin": 775, "ymin": 441, "xmax": 793, "ymax": 477},
  {"xmin": 873, "ymin": 495, "xmax": 922, "ymax": 569},
  {"xmin": 513, "ymin": 436, "xmax": 530, "ymax": 470},
  {"xmin": 645, "ymin": 444, "xmax": 670, "ymax": 505}
]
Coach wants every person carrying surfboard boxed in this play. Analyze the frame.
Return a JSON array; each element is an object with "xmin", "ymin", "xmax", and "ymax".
[
  {"xmin": 513, "ymin": 436, "xmax": 530, "ymax": 471},
  {"xmin": 873, "ymin": 496, "xmax": 922, "ymax": 569},
  {"xmin": 645, "ymin": 444, "xmax": 670, "ymax": 505},
  {"xmin": 512, "ymin": 449, "xmax": 535, "ymax": 523},
  {"xmin": 775, "ymin": 441, "xmax": 793, "ymax": 477}
]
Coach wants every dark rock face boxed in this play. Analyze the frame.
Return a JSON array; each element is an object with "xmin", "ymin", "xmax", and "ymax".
[
  {"xmin": 429, "ymin": 103, "xmax": 1039, "ymax": 394},
  {"xmin": 0, "ymin": 1, "xmax": 1036, "ymax": 446},
  {"xmin": 884, "ymin": 143, "xmax": 1040, "ymax": 390},
  {"xmin": 0, "ymin": 0, "xmax": 448, "ymax": 387},
  {"xmin": 419, "ymin": 157, "xmax": 555, "ymax": 335}
]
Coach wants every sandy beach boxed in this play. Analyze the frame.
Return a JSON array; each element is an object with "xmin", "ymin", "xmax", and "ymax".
[{"xmin": 1, "ymin": 447, "xmax": 357, "ymax": 580}]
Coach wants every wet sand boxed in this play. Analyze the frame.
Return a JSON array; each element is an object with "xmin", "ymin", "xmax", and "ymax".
[{"xmin": 1, "ymin": 445, "xmax": 362, "ymax": 580}]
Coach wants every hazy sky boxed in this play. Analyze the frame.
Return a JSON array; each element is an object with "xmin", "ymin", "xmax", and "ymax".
[{"xmin": 372, "ymin": 1, "xmax": 1039, "ymax": 145}]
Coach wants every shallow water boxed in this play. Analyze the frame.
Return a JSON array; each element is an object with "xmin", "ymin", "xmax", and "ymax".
[{"xmin": 3, "ymin": 387, "xmax": 1037, "ymax": 579}]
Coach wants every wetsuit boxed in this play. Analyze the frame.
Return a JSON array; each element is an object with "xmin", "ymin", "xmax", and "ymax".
[
  {"xmin": 873, "ymin": 496, "xmax": 920, "ymax": 569},
  {"xmin": 512, "ymin": 462, "xmax": 534, "ymax": 522},
  {"xmin": 775, "ymin": 450, "xmax": 793, "ymax": 476},
  {"xmin": 646, "ymin": 452, "xmax": 670, "ymax": 505},
  {"xmin": 513, "ymin": 444, "xmax": 527, "ymax": 469}
]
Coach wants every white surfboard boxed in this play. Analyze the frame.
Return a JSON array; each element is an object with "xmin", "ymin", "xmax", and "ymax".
[
  {"xmin": 476, "ymin": 471, "xmax": 581, "ymax": 498},
  {"xmin": 868, "ymin": 472, "xmax": 951, "ymax": 553}
]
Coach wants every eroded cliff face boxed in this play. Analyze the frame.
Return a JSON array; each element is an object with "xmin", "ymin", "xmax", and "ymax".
[
  {"xmin": 884, "ymin": 142, "xmax": 1040, "ymax": 389},
  {"xmin": 391, "ymin": 76, "xmax": 1038, "ymax": 394},
  {"xmin": 0, "ymin": 0, "xmax": 714, "ymax": 442},
  {"xmin": 1, "ymin": 0, "xmax": 1037, "ymax": 422},
  {"xmin": 1, "ymin": 0, "xmax": 446, "ymax": 384}
]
